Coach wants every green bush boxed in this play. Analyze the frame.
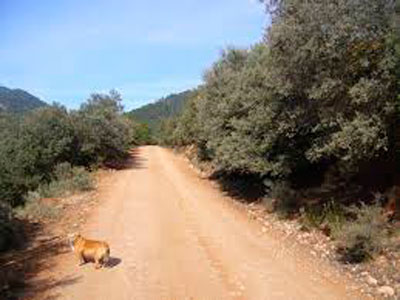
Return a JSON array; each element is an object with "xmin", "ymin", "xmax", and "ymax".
[
  {"xmin": 0, "ymin": 91, "xmax": 137, "ymax": 254},
  {"xmin": 172, "ymin": 91, "xmax": 201, "ymax": 146},
  {"xmin": 267, "ymin": 181, "xmax": 300, "ymax": 218},
  {"xmin": 335, "ymin": 203, "xmax": 389, "ymax": 263},
  {"xmin": 70, "ymin": 166, "xmax": 93, "ymax": 191},
  {"xmin": 170, "ymin": 0, "xmax": 398, "ymax": 207},
  {"xmin": 0, "ymin": 107, "xmax": 76, "ymax": 206},
  {"xmin": 14, "ymin": 164, "xmax": 93, "ymax": 221},
  {"xmin": 130, "ymin": 122, "xmax": 153, "ymax": 145},
  {"xmin": 299, "ymin": 200, "xmax": 346, "ymax": 235},
  {"xmin": 37, "ymin": 180, "xmax": 69, "ymax": 198},
  {"xmin": 0, "ymin": 90, "xmax": 133, "ymax": 207},
  {"xmin": 36, "ymin": 163, "xmax": 93, "ymax": 198},
  {"xmin": 15, "ymin": 191, "xmax": 60, "ymax": 220},
  {"xmin": 72, "ymin": 90, "xmax": 133, "ymax": 166}
]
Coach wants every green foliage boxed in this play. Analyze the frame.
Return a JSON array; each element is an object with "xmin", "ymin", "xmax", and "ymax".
[
  {"xmin": 37, "ymin": 163, "xmax": 93, "ymax": 198},
  {"xmin": 68, "ymin": 166, "xmax": 93, "ymax": 192},
  {"xmin": 173, "ymin": 91, "xmax": 201, "ymax": 146},
  {"xmin": 155, "ymin": 90, "xmax": 203, "ymax": 146},
  {"xmin": 266, "ymin": 0, "xmax": 396, "ymax": 170},
  {"xmin": 197, "ymin": 45, "xmax": 289, "ymax": 175},
  {"xmin": 392, "ymin": 0, "xmax": 400, "ymax": 167},
  {"xmin": 0, "ymin": 90, "xmax": 132, "ymax": 207},
  {"xmin": 336, "ymin": 203, "xmax": 389, "ymax": 263},
  {"xmin": 299, "ymin": 200, "xmax": 346, "ymax": 235},
  {"xmin": 171, "ymin": 0, "xmax": 398, "ymax": 195},
  {"xmin": 130, "ymin": 122, "xmax": 153, "ymax": 145},
  {"xmin": 0, "ymin": 105, "xmax": 76, "ymax": 205},
  {"xmin": 158, "ymin": 117, "xmax": 178, "ymax": 145},
  {"xmin": 19, "ymin": 105, "xmax": 76, "ymax": 180},
  {"xmin": 14, "ymin": 163, "xmax": 92, "ymax": 222},
  {"xmin": 15, "ymin": 191, "xmax": 60, "ymax": 220},
  {"xmin": 128, "ymin": 90, "xmax": 194, "ymax": 137},
  {"xmin": 266, "ymin": 181, "xmax": 300, "ymax": 218},
  {"xmin": 72, "ymin": 90, "xmax": 133, "ymax": 165},
  {"xmin": 0, "ymin": 114, "xmax": 28, "ymax": 205}
]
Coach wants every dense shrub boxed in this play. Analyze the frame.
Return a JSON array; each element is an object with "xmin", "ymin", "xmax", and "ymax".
[
  {"xmin": 0, "ymin": 114, "xmax": 27, "ymax": 206},
  {"xmin": 0, "ymin": 106, "xmax": 77, "ymax": 205},
  {"xmin": 18, "ymin": 105, "xmax": 76, "ymax": 182},
  {"xmin": 15, "ymin": 191, "xmax": 60, "ymax": 221},
  {"xmin": 299, "ymin": 200, "xmax": 346, "ymax": 235},
  {"xmin": 0, "ymin": 90, "xmax": 137, "ymax": 252},
  {"xmin": 336, "ymin": 203, "xmax": 389, "ymax": 263},
  {"xmin": 158, "ymin": 118, "xmax": 178, "ymax": 146},
  {"xmin": 171, "ymin": 0, "xmax": 399, "ymax": 198},
  {"xmin": 37, "ymin": 163, "xmax": 93, "ymax": 198},
  {"xmin": 173, "ymin": 91, "xmax": 201, "ymax": 146},
  {"xmin": 72, "ymin": 90, "xmax": 134, "ymax": 166},
  {"xmin": 130, "ymin": 122, "xmax": 153, "ymax": 145},
  {"xmin": 0, "ymin": 90, "xmax": 134, "ymax": 207}
]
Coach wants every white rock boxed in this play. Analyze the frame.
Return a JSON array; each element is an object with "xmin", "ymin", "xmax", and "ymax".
[
  {"xmin": 366, "ymin": 275, "xmax": 378, "ymax": 286},
  {"xmin": 377, "ymin": 286, "xmax": 395, "ymax": 297}
]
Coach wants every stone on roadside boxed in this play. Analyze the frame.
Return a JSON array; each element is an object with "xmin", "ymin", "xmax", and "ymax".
[
  {"xmin": 377, "ymin": 286, "xmax": 395, "ymax": 297},
  {"xmin": 366, "ymin": 275, "xmax": 378, "ymax": 286}
]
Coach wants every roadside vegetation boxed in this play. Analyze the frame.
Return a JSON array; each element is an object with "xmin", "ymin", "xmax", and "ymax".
[
  {"xmin": 126, "ymin": 90, "xmax": 195, "ymax": 144},
  {"xmin": 157, "ymin": 0, "xmax": 400, "ymax": 263},
  {"xmin": 0, "ymin": 0, "xmax": 399, "ymax": 288},
  {"xmin": 0, "ymin": 90, "xmax": 139, "ymax": 252}
]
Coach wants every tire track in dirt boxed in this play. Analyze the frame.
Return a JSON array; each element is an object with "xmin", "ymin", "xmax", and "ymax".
[{"xmin": 34, "ymin": 146, "xmax": 368, "ymax": 300}]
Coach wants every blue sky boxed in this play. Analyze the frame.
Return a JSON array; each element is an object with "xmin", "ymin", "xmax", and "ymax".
[{"xmin": 0, "ymin": 0, "xmax": 268, "ymax": 110}]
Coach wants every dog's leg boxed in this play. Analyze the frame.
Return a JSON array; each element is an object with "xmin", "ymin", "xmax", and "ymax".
[
  {"xmin": 77, "ymin": 251, "xmax": 86, "ymax": 266},
  {"xmin": 94, "ymin": 258, "xmax": 102, "ymax": 269}
]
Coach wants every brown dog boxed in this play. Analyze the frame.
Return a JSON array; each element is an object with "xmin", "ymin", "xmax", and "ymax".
[{"xmin": 69, "ymin": 234, "xmax": 110, "ymax": 269}]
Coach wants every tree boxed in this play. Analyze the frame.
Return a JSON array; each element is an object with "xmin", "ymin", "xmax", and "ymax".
[
  {"xmin": 263, "ymin": 0, "xmax": 397, "ymax": 172},
  {"xmin": 73, "ymin": 90, "xmax": 133, "ymax": 165},
  {"xmin": 172, "ymin": 0, "xmax": 399, "ymax": 202},
  {"xmin": 173, "ymin": 90, "xmax": 201, "ymax": 146},
  {"xmin": 131, "ymin": 122, "xmax": 153, "ymax": 145},
  {"xmin": 0, "ymin": 104, "xmax": 75, "ymax": 205},
  {"xmin": 158, "ymin": 118, "xmax": 178, "ymax": 146}
]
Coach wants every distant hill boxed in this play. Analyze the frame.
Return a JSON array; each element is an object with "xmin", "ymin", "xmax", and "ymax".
[
  {"xmin": 0, "ymin": 86, "xmax": 47, "ymax": 113},
  {"xmin": 128, "ymin": 90, "xmax": 193, "ymax": 130}
]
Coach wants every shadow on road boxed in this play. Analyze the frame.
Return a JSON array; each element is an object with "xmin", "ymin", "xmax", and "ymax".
[
  {"xmin": 23, "ymin": 274, "xmax": 82, "ymax": 300},
  {"xmin": 103, "ymin": 148, "xmax": 148, "ymax": 170},
  {"xmin": 0, "ymin": 221, "xmax": 78, "ymax": 300},
  {"xmin": 106, "ymin": 256, "xmax": 122, "ymax": 269},
  {"xmin": 209, "ymin": 171, "xmax": 265, "ymax": 203}
]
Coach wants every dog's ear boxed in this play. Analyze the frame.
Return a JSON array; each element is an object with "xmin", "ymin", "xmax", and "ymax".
[
  {"xmin": 67, "ymin": 234, "xmax": 75, "ymax": 251},
  {"xmin": 67, "ymin": 232, "xmax": 78, "ymax": 241}
]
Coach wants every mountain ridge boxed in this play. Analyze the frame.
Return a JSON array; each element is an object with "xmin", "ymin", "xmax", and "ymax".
[
  {"xmin": 0, "ymin": 86, "xmax": 47, "ymax": 113},
  {"xmin": 128, "ymin": 90, "xmax": 194, "ymax": 129}
]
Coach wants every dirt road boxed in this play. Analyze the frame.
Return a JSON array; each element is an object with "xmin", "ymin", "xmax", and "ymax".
[{"xmin": 46, "ymin": 146, "xmax": 366, "ymax": 300}]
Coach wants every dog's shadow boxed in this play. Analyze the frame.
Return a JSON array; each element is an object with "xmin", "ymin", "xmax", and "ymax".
[{"xmin": 106, "ymin": 257, "xmax": 122, "ymax": 268}]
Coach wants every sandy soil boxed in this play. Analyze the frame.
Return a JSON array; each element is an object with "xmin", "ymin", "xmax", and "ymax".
[{"xmin": 31, "ymin": 146, "xmax": 369, "ymax": 300}]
